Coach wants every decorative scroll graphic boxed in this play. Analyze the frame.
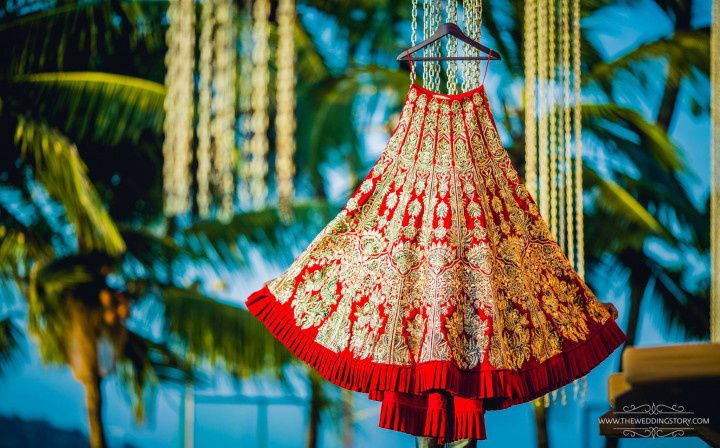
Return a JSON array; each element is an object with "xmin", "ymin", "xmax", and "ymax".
[
  {"xmin": 618, "ymin": 403, "xmax": 690, "ymax": 415},
  {"xmin": 619, "ymin": 428, "xmax": 687, "ymax": 438}
]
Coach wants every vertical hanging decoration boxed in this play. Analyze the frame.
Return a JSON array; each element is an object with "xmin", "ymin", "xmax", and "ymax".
[
  {"xmin": 410, "ymin": 0, "xmax": 419, "ymax": 82},
  {"xmin": 275, "ymin": 0, "xmax": 297, "ymax": 221},
  {"xmin": 196, "ymin": 0, "xmax": 214, "ymax": 217},
  {"xmin": 547, "ymin": 0, "xmax": 558, "ymax": 240},
  {"xmin": 462, "ymin": 0, "xmax": 483, "ymax": 91},
  {"xmin": 163, "ymin": 0, "xmax": 195, "ymax": 216},
  {"xmin": 572, "ymin": 0, "xmax": 585, "ymax": 280},
  {"xmin": 421, "ymin": 0, "xmax": 442, "ymax": 92},
  {"xmin": 523, "ymin": 0, "xmax": 538, "ymax": 200},
  {"xmin": 524, "ymin": 0, "xmax": 585, "ymax": 404},
  {"xmin": 241, "ymin": 0, "xmax": 298, "ymax": 217},
  {"xmin": 163, "ymin": 0, "xmax": 237, "ymax": 220},
  {"xmin": 536, "ymin": 0, "xmax": 550, "ymax": 223},
  {"xmin": 238, "ymin": 0, "xmax": 254, "ymax": 208},
  {"xmin": 445, "ymin": 0, "xmax": 459, "ymax": 94},
  {"xmin": 245, "ymin": 0, "xmax": 271, "ymax": 209},
  {"xmin": 711, "ymin": 0, "xmax": 719, "ymax": 343},
  {"xmin": 212, "ymin": 0, "xmax": 238, "ymax": 221}
]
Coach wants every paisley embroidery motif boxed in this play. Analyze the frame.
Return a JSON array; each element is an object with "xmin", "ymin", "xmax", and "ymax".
[{"xmin": 267, "ymin": 84, "xmax": 610, "ymax": 371}]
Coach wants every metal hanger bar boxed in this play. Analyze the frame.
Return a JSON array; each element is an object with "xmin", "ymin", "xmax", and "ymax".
[
  {"xmin": 409, "ymin": 55, "xmax": 501, "ymax": 61},
  {"xmin": 396, "ymin": 22, "xmax": 502, "ymax": 61}
]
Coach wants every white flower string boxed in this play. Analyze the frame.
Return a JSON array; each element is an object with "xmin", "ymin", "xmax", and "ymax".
[
  {"xmin": 524, "ymin": 0, "xmax": 587, "ymax": 404},
  {"xmin": 524, "ymin": 0, "xmax": 538, "ymax": 200},
  {"xmin": 572, "ymin": 0, "xmax": 584, "ymax": 280},
  {"xmin": 548, "ymin": 0, "xmax": 559, "ymax": 239},
  {"xmin": 212, "ymin": 0, "xmax": 238, "ymax": 221},
  {"xmin": 162, "ymin": 0, "xmax": 195, "ymax": 216},
  {"xmin": 246, "ymin": 0, "xmax": 271, "ymax": 208},
  {"xmin": 163, "ymin": 0, "xmax": 236, "ymax": 220},
  {"xmin": 275, "ymin": 0, "xmax": 297, "ymax": 222},
  {"xmin": 462, "ymin": 0, "xmax": 483, "ymax": 91},
  {"xmin": 196, "ymin": 0, "xmax": 214, "ymax": 217},
  {"xmin": 446, "ymin": 0, "xmax": 459, "ymax": 94}
]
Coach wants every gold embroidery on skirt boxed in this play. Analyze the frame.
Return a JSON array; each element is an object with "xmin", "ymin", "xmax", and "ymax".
[{"xmin": 267, "ymin": 86, "xmax": 610, "ymax": 371}]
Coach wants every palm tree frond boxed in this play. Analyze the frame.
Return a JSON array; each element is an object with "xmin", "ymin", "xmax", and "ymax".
[
  {"xmin": 586, "ymin": 167, "xmax": 668, "ymax": 237},
  {"xmin": 587, "ymin": 29, "xmax": 710, "ymax": 89},
  {"xmin": 583, "ymin": 103, "xmax": 685, "ymax": 172},
  {"xmin": 183, "ymin": 200, "xmax": 332, "ymax": 269},
  {"xmin": 646, "ymin": 258, "xmax": 710, "ymax": 339},
  {"xmin": 0, "ymin": 199, "xmax": 56, "ymax": 277},
  {"xmin": 14, "ymin": 116, "xmax": 126, "ymax": 255},
  {"xmin": 0, "ymin": 1, "xmax": 166, "ymax": 75},
  {"xmin": 0, "ymin": 318, "xmax": 22, "ymax": 376},
  {"xmin": 11, "ymin": 72, "xmax": 165, "ymax": 145},
  {"xmin": 159, "ymin": 285, "xmax": 296, "ymax": 378},
  {"xmin": 116, "ymin": 329, "xmax": 193, "ymax": 423}
]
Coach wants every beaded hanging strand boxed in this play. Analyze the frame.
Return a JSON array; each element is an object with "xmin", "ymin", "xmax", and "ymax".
[
  {"xmin": 572, "ymin": 0, "xmax": 584, "ymax": 280},
  {"xmin": 162, "ymin": 0, "xmax": 195, "ymax": 216},
  {"xmin": 196, "ymin": 0, "xmax": 214, "ymax": 217},
  {"xmin": 562, "ymin": 0, "xmax": 575, "ymax": 272},
  {"xmin": 446, "ymin": 0, "xmax": 459, "ymax": 93},
  {"xmin": 275, "ymin": 0, "xmax": 297, "ymax": 222},
  {"xmin": 537, "ymin": 0, "xmax": 550, "ymax": 221},
  {"xmin": 212, "ymin": 0, "xmax": 237, "ymax": 221},
  {"xmin": 524, "ymin": 0, "xmax": 538, "ymax": 200},
  {"xmin": 410, "ymin": 0, "xmax": 418, "ymax": 84},
  {"xmin": 558, "ymin": 0, "xmax": 570, "ymax": 254},
  {"xmin": 548, "ymin": 0, "xmax": 559, "ymax": 240},
  {"xmin": 247, "ymin": 0, "xmax": 271, "ymax": 208},
  {"xmin": 571, "ymin": 0, "xmax": 588, "ymax": 401},
  {"xmin": 238, "ymin": 0, "xmax": 254, "ymax": 208},
  {"xmin": 423, "ymin": 0, "xmax": 442, "ymax": 92},
  {"xmin": 422, "ymin": 0, "xmax": 431, "ymax": 88},
  {"xmin": 462, "ymin": 0, "xmax": 483, "ymax": 91}
]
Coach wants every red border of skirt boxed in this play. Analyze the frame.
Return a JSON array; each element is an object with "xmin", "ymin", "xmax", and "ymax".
[{"xmin": 245, "ymin": 285, "xmax": 626, "ymax": 408}]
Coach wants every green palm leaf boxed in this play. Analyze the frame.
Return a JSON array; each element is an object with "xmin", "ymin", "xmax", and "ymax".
[
  {"xmin": 0, "ymin": 204, "xmax": 55, "ymax": 278},
  {"xmin": 585, "ymin": 167, "xmax": 668, "ymax": 237},
  {"xmin": 158, "ymin": 285, "xmax": 295, "ymax": 378},
  {"xmin": 11, "ymin": 72, "xmax": 165, "ymax": 145},
  {"xmin": 120, "ymin": 226, "xmax": 202, "ymax": 277},
  {"xmin": 116, "ymin": 329, "xmax": 193, "ymax": 423},
  {"xmin": 183, "ymin": 200, "xmax": 333, "ymax": 269},
  {"xmin": 14, "ymin": 116, "xmax": 126, "ymax": 255},
  {"xmin": 0, "ymin": 318, "xmax": 22, "ymax": 376},
  {"xmin": 587, "ymin": 29, "xmax": 710, "ymax": 89},
  {"xmin": 0, "ymin": 1, "xmax": 166, "ymax": 76},
  {"xmin": 582, "ymin": 103, "xmax": 685, "ymax": 172},
  {"xmin": 646, "ymin": 257, "xmax": 710, "ymax": 339},
  {"xmin": 296, "ymin": 66, "xmax": 408, "ymax": 194}
]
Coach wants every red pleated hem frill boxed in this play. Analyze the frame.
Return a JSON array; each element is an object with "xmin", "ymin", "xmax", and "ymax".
[
  {"xmin": 376, "ymin": 390, "xmax": 487, "ymax": 442},
  {"xmin": 245, "ymin": 284, "xmax": 626, "ymax": 442}
]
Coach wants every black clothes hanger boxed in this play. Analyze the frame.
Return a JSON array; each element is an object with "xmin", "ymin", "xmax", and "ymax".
[{"xmin": 396, "ymin": 22, "xmax": 502, "ymax": 62}]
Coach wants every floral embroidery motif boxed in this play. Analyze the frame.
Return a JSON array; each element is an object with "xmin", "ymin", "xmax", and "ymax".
[{"xmin": 268, "ymin": 85, "xmax": 610, "ymax": 371}]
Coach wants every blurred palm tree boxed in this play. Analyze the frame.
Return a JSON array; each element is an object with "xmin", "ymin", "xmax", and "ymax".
[
  {"xmin": 0, "ymin": 2, "xmax": 318, "ymax": 447},
  {"xmin": 0, "ymin": 1, "xmax": 406, "ymax": 447}
]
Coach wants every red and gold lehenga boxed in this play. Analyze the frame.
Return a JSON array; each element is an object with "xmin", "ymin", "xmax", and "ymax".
[{"xmin": 245, "ymin": 81, "xmax": 626, "ymax": 443}]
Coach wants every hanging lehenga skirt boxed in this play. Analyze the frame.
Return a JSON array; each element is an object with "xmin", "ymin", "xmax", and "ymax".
[{"xmin": 245, "ymin": 81, "xmax": 627, "ymax": 443}]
